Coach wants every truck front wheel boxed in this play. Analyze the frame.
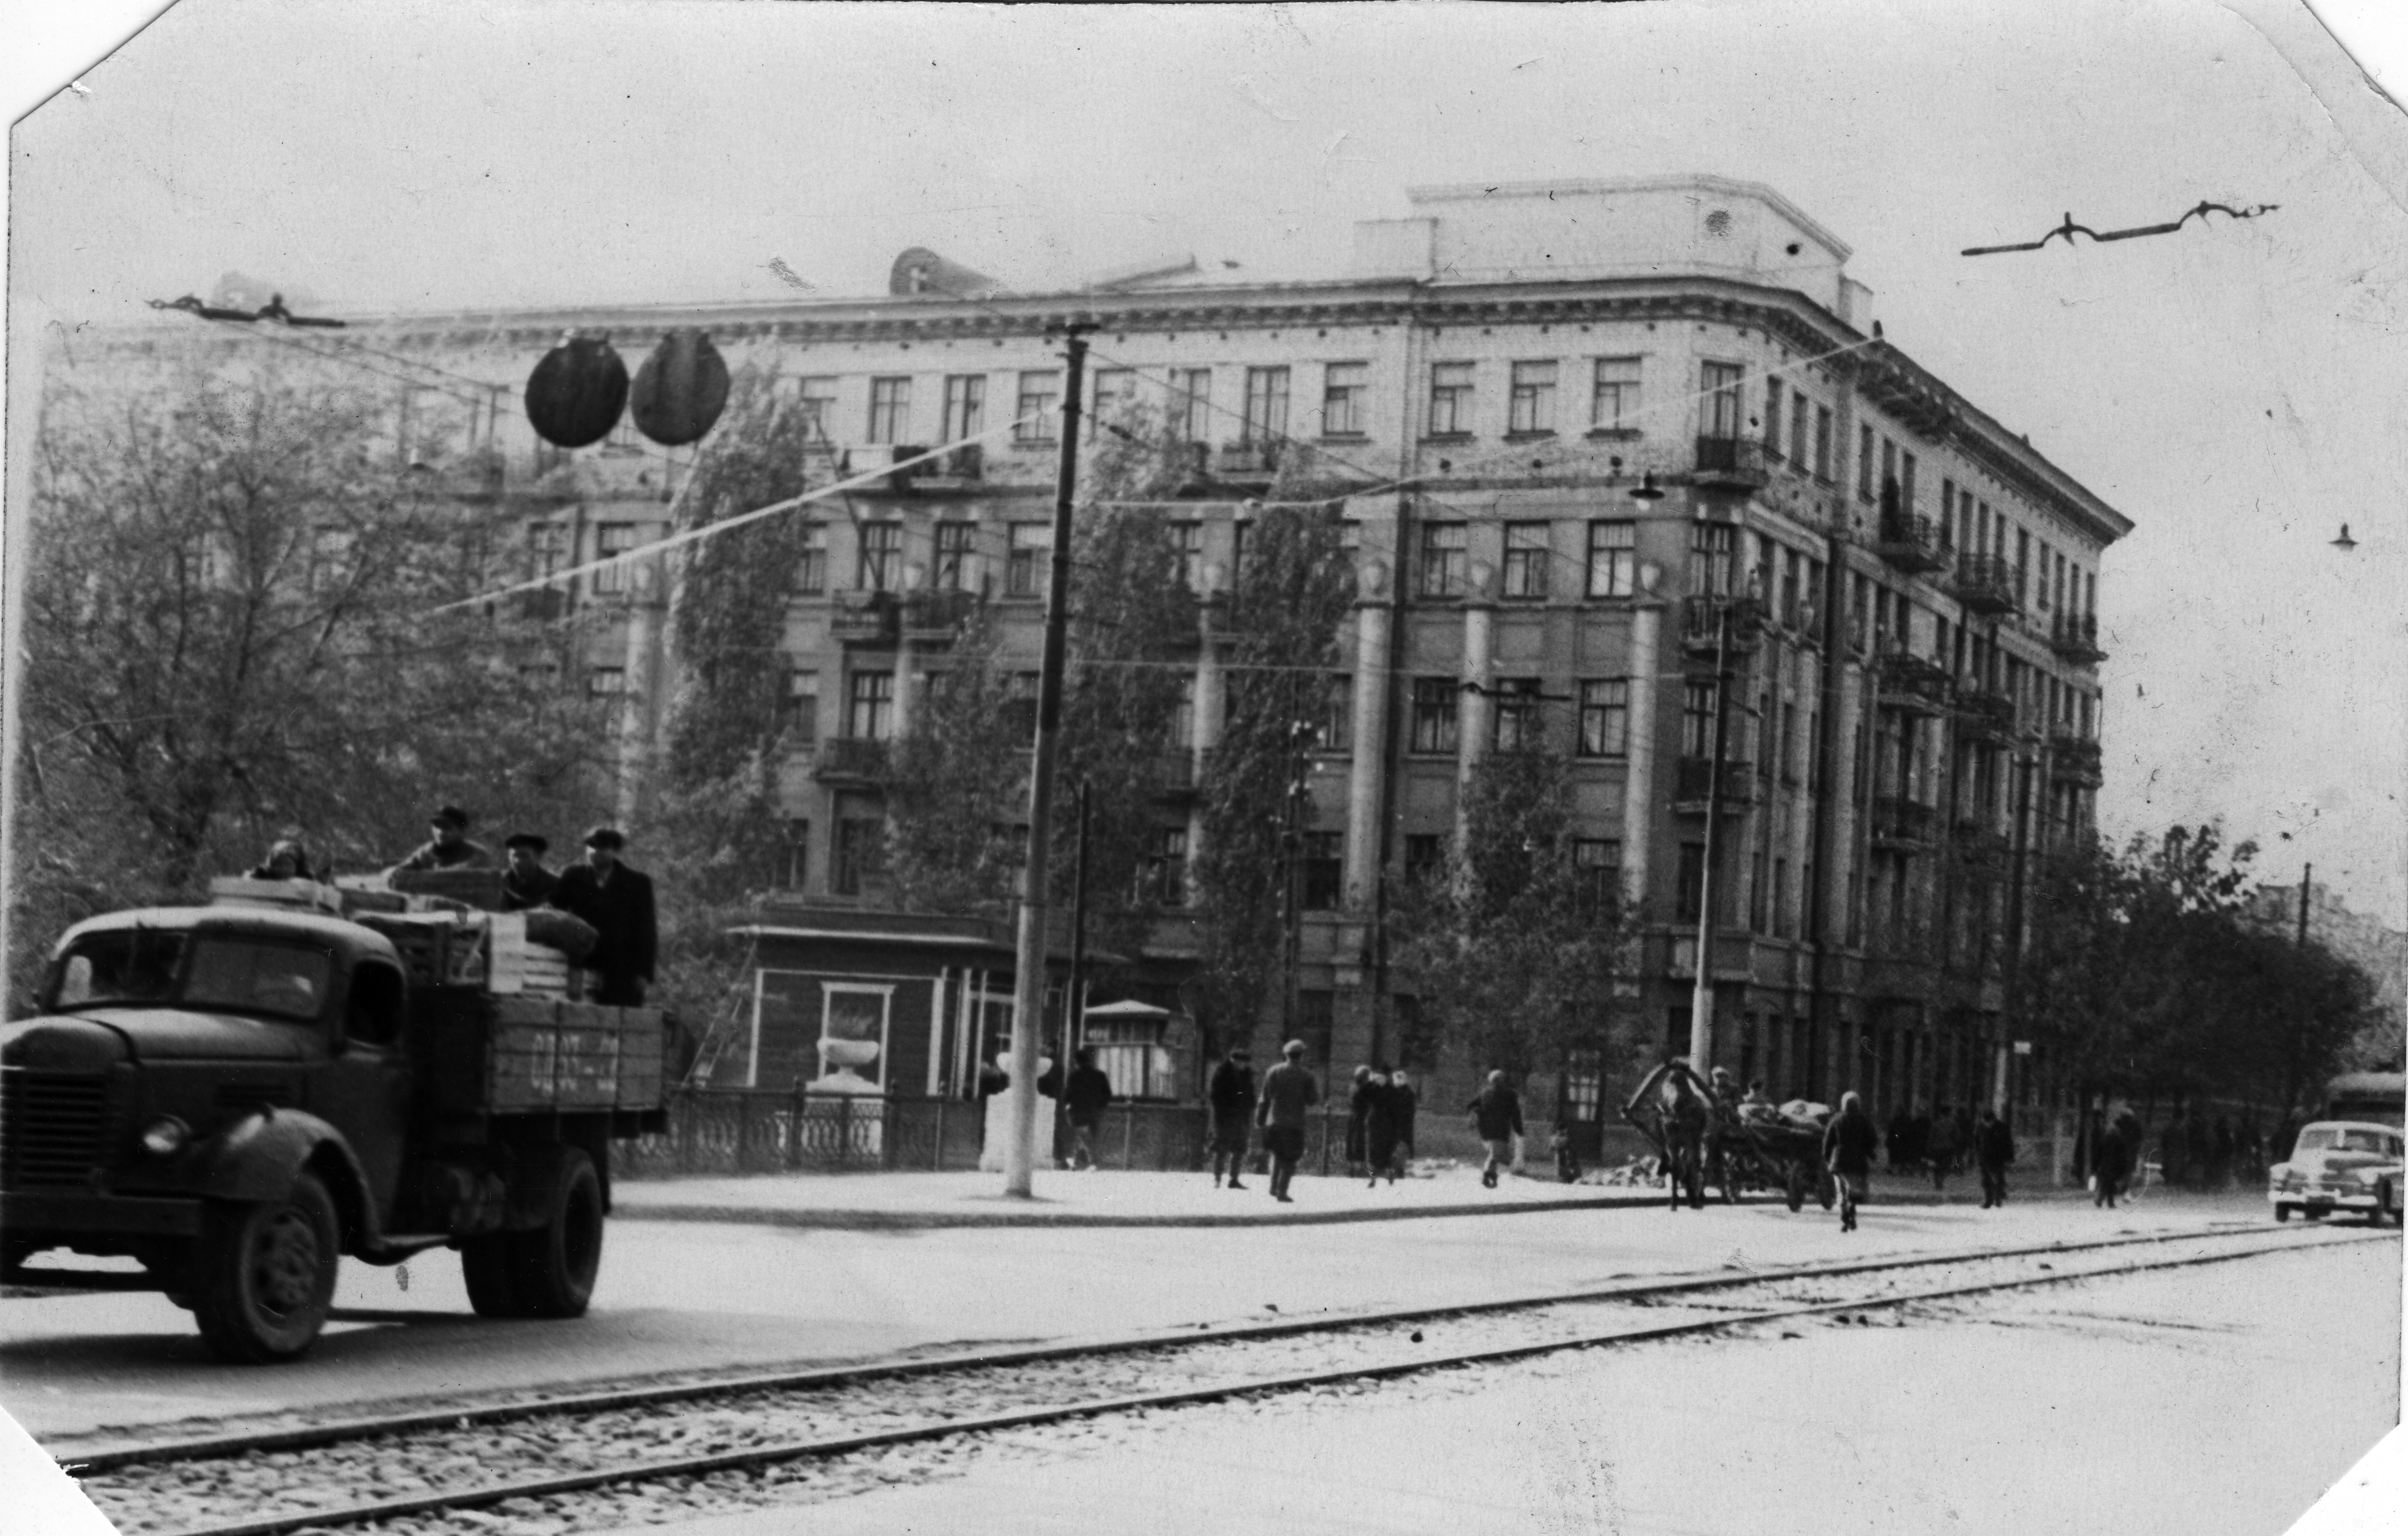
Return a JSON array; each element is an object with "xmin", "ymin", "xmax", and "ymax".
[
  {"xmin": 191, "ymin": 1173, "xmax": 340, "ymax": 1363},
  {"xmin": 506, "ymin": 1148, "xmax": 604, "ymax": 1320}
]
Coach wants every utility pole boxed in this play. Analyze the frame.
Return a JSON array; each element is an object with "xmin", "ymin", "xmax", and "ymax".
[
  {"xmin": 1059, "ymin": 779, "xmax": 1092, "ymax": 1165},
  {"xmin": 1688, "ymin": 596, "xmax": 1746, "ymax": 1069},
  {"xmin": 1003, "ymin": 327, "xmax": 1090, "ymax": 1198},
  {"xmin": 2298, "ymin": 862, "xmax": 2313, "ymax": 948}
]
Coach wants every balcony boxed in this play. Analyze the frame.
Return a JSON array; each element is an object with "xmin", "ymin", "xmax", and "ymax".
[
  {"xmin": 1779, "ymin": 595, "xmax": 1822, "ymax": 647},
  {"xmin": 901, "ymin": 589, "xmax": 980, "ymax": 642},
  {"xmin": 1955, "ymin": 826, "xmax": 2013, "ymax": 871},
  {"xmin": 1952, "ymin": 682, "xmax": 2018, "ymax": 744},
  {"xmin": 829, "ymin": 590, "xmax": 899, "ymax": 645},
  {"xmin": 813, "ymin": 737, "xmax": 891, "ymax": 785},
  {"xmin": 2050, "ymin": 733, "xmax": 2104, "ymax": 786},
  {"xmin": 1672, "ymin": 754, "xmax": 1757, "ymax": 811},
  {"xmin": 914, "ymin": 443, "xmax": 985, "ymax": 488},
  {"xmin": 1692, "ymin": 436, "xmax": 1772, "ymax": 494},
  {"xmin": 1948, "ymin": 553, "xmax": 2019, "ymax": 615},
  {"xmin": 2051, "ymin": 611, "xmax": 2108, "ymax": 665},
  {"xmin": 1874, "ymin": 513, "xmax": 1950, "ymax": 575},
  {"xmin": 1870, "ymin": 794, "xmax": 1940, "ymax": 851},
  {"xmin": 1149, "ymin": 750, "xmax": 1202, "ymax": 799},
  {"xmin": 841, "ymin": 443, "xmax": 927, "ymax": 493},
  {"xmin": 1872, "ymin": 645, "xmax": 1952, "ymax": 714},
  {"xmin": 1214, "ymin": 439, "xmax": 1284, "ymax": 482},
  {"xmin": 1679, "ymin": 594, "xmax": 1769, "ymax": 657}
]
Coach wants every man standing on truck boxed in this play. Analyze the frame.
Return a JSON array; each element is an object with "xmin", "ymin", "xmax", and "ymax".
[
  {"xmin": 500, "ymin": 833, "xmax": 559, "ymax": 911},
  {"xmin": 395, "ymin": 805, "xmax": 493, "ymax": 871},
  {"xmin": 551, "ymin": 826, "xmax": 658, "ymax": 1005}
]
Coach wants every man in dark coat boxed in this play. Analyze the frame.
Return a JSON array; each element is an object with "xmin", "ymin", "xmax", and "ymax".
[
  {"xmin": 500, "ymin": 833, "xmax": 558, "ymax": 912},
  {"xmin": 1467, "ymin": 1070, "xmax": 1525, "ymax": 1189},
  {"xmin": 1206, "ymin": 1045, "xmax": 1257, "ymax": 1189},
  {"xmin": 394, "ymin": 804, "xmax": 493, "ymax": 872},
  {"xmin": 1254, "ymin": 1040, "xmax": 1321, "ymax": 1203},
  {"xmin": 549, "ymin": 826, "xmax": 658, "ymax": 1006},
  {"xmin": 1052, "ymin": 1047, "xmax": 1115, "ymax": 1170},
  {"xmin": 1368, "ymin": 1068, "xmax": 1414, "ymax": 1186},
  {"xmin": 1824, "ymin": 1090, "xmax": 1879, "ymax": 1232},
  {"xmin": 1975, "ymin": 1105, "xmax": 2015, "ymax": 1208}
]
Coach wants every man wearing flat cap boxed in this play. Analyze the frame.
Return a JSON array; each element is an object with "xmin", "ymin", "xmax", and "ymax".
[
  {"xmin": 550, "ymin": 826, "xmax": 657, "ymax": 1006},
  {"xmin": 396, "ymin": 805, "xmax": 492, "ymax": 872},
  {"xmin": 500, "ymin": 833, "xmax": 558, "ymax": 912}
]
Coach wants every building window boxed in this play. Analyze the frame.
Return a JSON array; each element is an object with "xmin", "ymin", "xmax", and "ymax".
[
  {"xmin": 1682, "ymin": 680, "xmax": 1717, "ymax": 758},
  {"xmin": 1578, "ymin": 679, "xmax": 1630, "ymax": 757},
  {"xmin": 1093, "ymin": 367, "xmax": 1137, "ymax": 421},
  {"xmin": 1006, "ymin": 522, "xmax": 1052, "ymax": 598},
  {"xmin": 1299, "ymin": 832, "xmax": 1344, "ymax": 910},
  {"xmin": 591, "ymin": 522, "xmax": 637, "ymax": 595},
  {"xmin": 1410, "ymin": 677, "xmax": 1459, "ymax": 755},
  {"xmin": 942, "ymin": 374, "xmax": 985, "ymax": 443},
  {"xmin": 1145, "ymin": 826, "xmax": 1189, "ymax": 908},
  {"xmin": 1858, "ymin": 423, "xmax": 1876, "ymax": 498},
  {"xmin": 1321, "ymin": 673, "xmax": 1354, "ymax": 754},
  {"xmin": 1677, "ymin": 841, "xmax": 1707, "ymax": 918},
  {"xmin": 528, "ymin": 521, "xmax": 569, "ymax": 581},
  {"xmin": 797, "ymin": 523, "xmax": 828, "ymax": 594},
  {"xmin": 1241, "ymin": 366, "xmax": 1290, "ymax": 444},
  {"xmin": 1428, "ymin": 362, "xmax": 1474, "ymax": 436},
  {"xmin": 847, "ymin": 670, "xmax": 895, "ymax": 740},
  {"xmin": 1591, "ymin": 357, "xmax": 1642, "ymax": 432},
  {"xmin": 1170, "ymin": 520, "xmax": 1204, "ymax": 591},
  {"xmin": 1322, "ymin": 362, "xmax": 1368, "ymax": 436},
  {"xmin": 1015, "ymin": 371, "xmax": 1060, "ymax": 443},
  {"xmin": 1502, "ymin": 522, "xmax": 1551, "ymax": 598},
  {"xmin": 588, "ymin": 665, "xmax": 626, "ymax": 699},
  {"xmin": 1764, "ymin": 377, "xmax": 1784, "ymax": 460},
  {"xmin": 1172, "ymin": 368, "xmax": 1211, "ymax": 442},
  {"xmin": 1296, "ymin": 990, "xmax": 1335, "ymax": 1067},
  {"xmin": 1815, "ymin": 405, "xmax": 1834, "ymax": 481},
  {"xmin": 305, "ymin": 525, "xmax": 350, "ymax": 595},
  {"xmin": 776, "ymin": 819, "xmax": 810, "ymax": 892},
  {"xmin": 785, "ymin": 669, "xmax": 820, "ymax": 744},
  {"xmin": 1492, "ymin": 677, "xmax": 1543, "ymax": 751},
  {"xmin": 1790, "ymin": 391, "xmax": 1810, "ymax": 473},
  {"xmin": 857, "ymin": 521, "xmax": 902, "ymax": 591},
  {"xmin": 867, "ymin": 377, "xmax": 912, "ymax": 445},
  {"xmin": 1573, "ymin": 839, "xmax": 1622, "ymax": 919},
  {"xmin": 1172, "ymin": 676, "xmax": 1196, "ymax": 750},
  {"xmin": 1700, "ymin": 361, "xmax": 1745, "ymax": 440},
  {"xmin": 834, "ymin": 817, "xmax": 885, "ymax": 896},
  {"xmin": 2035, "ymin": 541, "xmax": 2054, "ymax": 610},
  {"xmin": 1419, "ymin": 522, "xmax": 1468, "ymax": 598},
  {"xmin": 1404, "ymin": 834, "xmax": 1448, "ymax": 887},
  {"xmin": 1508, "ymin": 361, "xmax": 1558, "ymax": 435},
  {"xmin": 796, "ymin": 377, "xmax": 839, "ymax": 440},
  {"xmin": 933, "ymin": 521, "xmax": 974, "ymax": 591},
  {"xmin": 1586, "ymin": 521, "xmax": 1636, "ymax": 598},
  {"xmin": 1688, "ymin": 522, "xmax": 1735, "ymax": 597}
]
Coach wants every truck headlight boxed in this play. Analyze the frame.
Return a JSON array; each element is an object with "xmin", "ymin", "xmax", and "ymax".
[{"xmin": 140, "ymin": 1116, "xmax": 189, "ymax": 1156}]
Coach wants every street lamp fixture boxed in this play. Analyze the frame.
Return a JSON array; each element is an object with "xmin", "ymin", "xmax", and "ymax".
[
  {"xmin": 1629, "ymin": 472, "xmax": 1666, "ymax": 503},
  {"xmin": 2331, "ymin": 523, "xmax": 2358, "ymax": 553}
]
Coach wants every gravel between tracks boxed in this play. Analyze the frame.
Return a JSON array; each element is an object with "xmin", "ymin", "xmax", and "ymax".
[{"xmin": 75, "ymin": 1228, "xmax": 2374, "ymax": 1536}]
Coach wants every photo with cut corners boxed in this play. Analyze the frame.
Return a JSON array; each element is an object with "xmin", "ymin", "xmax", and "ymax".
[{"xmin": 2, "ymin": 3, "xmax": 2402, "ymax": 1535}]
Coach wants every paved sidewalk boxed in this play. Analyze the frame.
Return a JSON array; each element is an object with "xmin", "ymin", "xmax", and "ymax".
[{"xmin": 611, "ymin": 1162, "xmax": 2107, "ymax": 1230}]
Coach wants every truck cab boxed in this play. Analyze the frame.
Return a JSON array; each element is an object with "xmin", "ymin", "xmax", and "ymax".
[{"xmin": 1, "ymin": 901, "xmax": 666, "ymax": 1361}]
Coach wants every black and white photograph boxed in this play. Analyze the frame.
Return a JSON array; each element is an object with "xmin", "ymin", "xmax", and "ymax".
[{"xmin": 3, "ymin": 2, "xmax": 2405, "ymax": 1533}]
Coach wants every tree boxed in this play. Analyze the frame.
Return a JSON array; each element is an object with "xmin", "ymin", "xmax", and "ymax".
[
  {"xmin": 14, "ymin": 353, "xmax": 617, "ymax": 1007},
  {"xmin": 1389, "ymin": 746, "xmax": 1642, "ymax": 1086}
]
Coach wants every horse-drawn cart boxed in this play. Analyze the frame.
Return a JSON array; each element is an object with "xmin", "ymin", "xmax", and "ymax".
[
  {"xmin": 1717, "ymin": 1105, "xmax": 1838, "ymax": 1211},
  {"xmin": 1622, "ymin": 1060, "xmax": 1834, "ymax": 1212}
]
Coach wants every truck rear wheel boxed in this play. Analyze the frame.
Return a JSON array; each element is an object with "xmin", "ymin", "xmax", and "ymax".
[
  {"xmin": 506, "ymin": 1148, "xmax": 604, "ymax": 1319},
  {"xmin": 191, "ymin": 1173, "xmax": 340, "ymax": 1363}
]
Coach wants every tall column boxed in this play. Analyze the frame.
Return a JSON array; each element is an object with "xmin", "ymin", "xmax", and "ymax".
[
  {"xmin": 616, "ymin": 550, "xmax": 665, "ymax": 826},
  {"xmin": 1188, "ymin": 577, "xmax": 1229, "ymax": 891},
  {"xmin": 892, "ymin": 638, "xmax": 917, "ymax": 740},
  {"xmin": 1455, "ymin": 563, "xmax": 1495, "ymax": 842},
  {"xmin": 1344, "ymin": 564, "xmax": 1393, "ymax": 907},
  {"xmin": 1621, "ymin": 586, "xmax": 1665, "ymax": 908}
]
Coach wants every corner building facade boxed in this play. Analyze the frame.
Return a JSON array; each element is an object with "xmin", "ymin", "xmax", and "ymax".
[{"xmin": 130, "ymin": 177, "xmax": 2127, "ymax": 1136}]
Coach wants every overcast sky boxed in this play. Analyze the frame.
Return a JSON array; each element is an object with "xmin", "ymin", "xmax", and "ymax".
[{"xmin": 8, "ymin": 0, "xmax": 2408, "ymax": 924}]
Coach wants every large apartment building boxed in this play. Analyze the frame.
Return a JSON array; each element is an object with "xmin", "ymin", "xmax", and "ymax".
[{"xmin": 58, "ymin": 176, "xmax": 2128, "ymax": 1140}]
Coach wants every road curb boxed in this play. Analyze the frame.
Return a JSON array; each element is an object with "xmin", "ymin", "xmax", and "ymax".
[{"xmin": 612, "ymin": 1190, "xmax": 1672, "ymax": 1230}]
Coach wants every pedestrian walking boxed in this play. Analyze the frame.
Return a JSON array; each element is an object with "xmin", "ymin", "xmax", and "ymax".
[
  {"xmin": 1385, "ymin": 1069, "xmax": 1420, "ymax": 1174},
  {"xmin": 1975, "ymin": 1105, "xmax": 2015, "ymax": 1208},
  {"xmin": 1467, "ymin": 1071, "xmax": 1525, "ymax": 1189},
  {"xmin": 1254, "ymin": 1040, "xmax": 1320, "ymax": 1203},
  {"xmin": 1041, "ymin": 1047, "xmax": 1115, "ymax": 1170},
  {"xmin": 1345, "ymin": 1065, "xmax": 1376, "ymax": 1178},
  {"xmin": 1207, "ymin": 1045, "xmax": 1257, "ymax": 1190},
  {"xmin": 1927, "ymin": 1102, "xmax": 1959, "ymax": 1192},
  {"xmin": 1364, "ymin": 1069, "xmax": 1408, "ymax": 1187},
  {"xmin": 2094, "ymin": 1100, "xmax": 2141, "ymax": 1207},
  {"xmin": 1824, "ymin": 1090, "xmax": 1878, "ymax": 1233},
  {"xmin": 975, "ymin": 1050, "xmax": 1013, "ymax": 1173}
]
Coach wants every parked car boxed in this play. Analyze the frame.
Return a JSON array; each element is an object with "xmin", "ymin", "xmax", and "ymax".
[{"xmin": 2267, "ymin": 1120, "xmax": 2404, "ymax": 1225}]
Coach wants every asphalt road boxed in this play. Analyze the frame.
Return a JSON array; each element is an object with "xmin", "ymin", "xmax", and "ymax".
[{"xmin": 1, "ymin": 1185, "xmax": 2298, "ymax": 1450}]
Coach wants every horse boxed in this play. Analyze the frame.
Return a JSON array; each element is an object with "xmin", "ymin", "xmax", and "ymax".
[{"xmin": 1654, "ymin": 1065, "xmax": 1711, "ymax": 1210}]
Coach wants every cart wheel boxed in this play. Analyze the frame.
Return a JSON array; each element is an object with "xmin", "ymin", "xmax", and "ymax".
[
  {"xmin": 1786, "ymin": 1165, "xmax": 1806, "ymax": 1212},
  {"xmin": 1818, "ymin": 1171, "xmax": 1836, "ymax": 1210}
]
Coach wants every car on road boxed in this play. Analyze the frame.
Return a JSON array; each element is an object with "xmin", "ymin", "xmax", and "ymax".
[{"xmin": 2268, "ymin": 1120, "xmax": 2404, "ymax": 1225}]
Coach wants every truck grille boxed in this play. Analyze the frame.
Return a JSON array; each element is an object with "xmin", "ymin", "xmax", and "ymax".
[{"xmin": 0, "ymin": 1069, "xmax": 116, "ymax": 1190}]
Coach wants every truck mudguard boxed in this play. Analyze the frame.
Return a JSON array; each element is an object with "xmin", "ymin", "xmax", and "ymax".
[{"xmin": 190, "ymin": 1108, "xmax": 375, "ymax": 1242}]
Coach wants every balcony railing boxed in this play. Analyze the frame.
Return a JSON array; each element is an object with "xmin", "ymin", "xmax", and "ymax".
[
  {"xmin": 918, "ymin": 443, "xmax": 984, "ymax": 484},
  {"xmin": 1692, "ymin": 436, "xmax": 1771, "ymax": 493},
  {"xmin": 1214, "ymin": 439, "xmax": 1284, "ymax": 479},
  {"xmin": 1948, "ymin": 553, "xmax": 2019, "ymax": 615},
  {"xmin": 1870, "ymin": 794, "xmax": 1940, "ymax": 850},
  {"xmin": 1874, "ymin": 513, "xmax": 1950, "ymax": 575},
  {"xmin": 1952, "ymin": 682, "xmax": 2018, "ymax": 743},
  {"xmin": 1872, "ymin": 644, "xmax": 1952, "ymax": 713},
  {"xmin": 1680, "ymin": 593, "xmax": 1769, "ymax": 655},
  {"xmin": 813, "ymin": 737, "xmax": 891, "ymax": 783},
  {"xmin": 830, "ymin": 590, "xmax": 899, "ymax": 644},
  {"xmin": 901, "ymin": 589, "xmax": 980, "ymax": 640},
  {"xmin": 2050, "ymin": 610, "xmax": 2107, "ymax": 664},
  {"xmin": 2050, "ymin": 733, "xmax": 2104, "ymax": 785},
  {"xmin": 1673, "ymin": 754, "xmax": 1757, "ymax": 810}
]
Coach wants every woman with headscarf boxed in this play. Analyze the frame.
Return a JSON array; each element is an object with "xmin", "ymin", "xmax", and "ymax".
[
  {"xmin": 1363, "ymin": 1067, "xmax": 1405, "ymax": 1187},
  {"xmin": 1823, "ymin": 1090, "xmax": 1879, "ymax": 1232},
  {"xmin": 1345, "ymin": 1064, "xmax": 1377, "ymax": 1177},
  {"xmin": 247, "ymin": 839, "xmax": 317, "ymax": 882}
]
